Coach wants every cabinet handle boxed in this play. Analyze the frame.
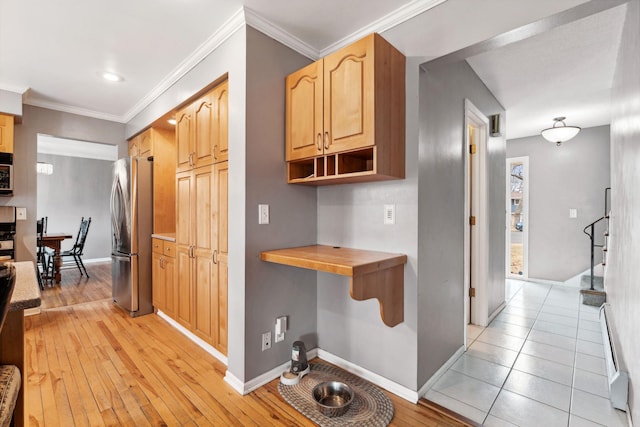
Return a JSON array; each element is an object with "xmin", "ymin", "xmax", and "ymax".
[
  {"xmin": 213, "ymin": 250, "xmax": 218, "ymax": 265},
  {"xmin": 324, "ymin": 132, "xmax": 330, "ymax": 150},
  {"xmin": 213, "ymin": 145, "xmax": 218, "ymax": 159},
  {"xmin": 316, "ymin": 133, "xmax": 322, "ymax": 151},
  {"xmin": 189, "ymin": 246, "xmax": 193, "ymax": 258},
  {"xmin": 160, "ymin": 257, "xmax": 164, "ymax": 269}
]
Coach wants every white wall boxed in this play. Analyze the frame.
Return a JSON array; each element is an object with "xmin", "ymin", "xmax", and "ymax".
[
  {"xmin": 507, "ymin": 126, "xmax": 611, "ymax": 281},
  {"xmin": 608, "ymin": 0, "xmax": 640, "ymax": 420},
  {"xmin": 315, "ymin": 57, "xmax": 420, "ymax": 390},
  {"xmin": 418, "ymin": 60, "xmax": 506, "ymax": 386}
]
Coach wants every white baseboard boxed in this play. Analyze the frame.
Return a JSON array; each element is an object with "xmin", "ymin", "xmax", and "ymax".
[
  {"xmin": 417, "ymin": 345, "xmax": 465, "ymax": 399},
  {"xmin": 488, "ymin": 302, "xmax": 506, "ymax": 324},
  {"xmin": 82, "ymin": 257, "xmax": 111, "ymax": 264},
  {"xmin": 317, "ymin": 349, "xmax": 420, "ymax": 403},
  {"xmin": 156, "ymin": 310, "xmax": 227, "ymax": 365},
  {"xmin": 24, "ymin": 307, "xmax": 41, "ymax": 316},
  {"xmin": 224, "ymin": 348, "xmax": 319, "ymax": 395}
]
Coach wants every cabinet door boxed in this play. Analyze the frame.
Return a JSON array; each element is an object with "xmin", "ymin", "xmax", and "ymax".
[
  {"xmin": 213, "ymin": 161, "xmax": 228, "ymax": 354},
  {"xmin": 286, "ymin": 60, "xmax": 324, "ymax": 161},
  {"xmin": 0, "ymin": 114, "xmax": 14, "ymax": 153},
  {"xmin": 193, "ymin": 94, "xmax": 215, "ymax": 169},
  {"xmin": 212, "ymin": 81, "xmax": 229, "ymax": 163},
  {"xmin": 128, "ymin": 136, "xmax": 139, "ymax": 158},
  {"xmin": 192, "ymin": 165, "xmax": 215, "ymax": 344},
  {"xmin": 175, "ymin": 171, "xmax": 194, "ymax": 328},
  {"xmin": 163, "ymin": 254, "xmax": 176, "ymax": 318},
  {"xmin": 152, "ymin": 252, "xmax": 164, "ymax": 310},
  {"xmin": 323, "ymin": 34, "xmax": 374, "ymax": 154},
  {"xmin": 139, "ymin": 129, "xmax": 152, "ymax": 156},
  {"xmin": 176, "ymin": 105, "xmax": 193, "ymax": 172}
]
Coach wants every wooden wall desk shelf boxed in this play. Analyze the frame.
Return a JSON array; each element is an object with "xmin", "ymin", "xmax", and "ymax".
[{"xmin": 260, "ymin": 245, "xmax": 406, "ymax": 327}]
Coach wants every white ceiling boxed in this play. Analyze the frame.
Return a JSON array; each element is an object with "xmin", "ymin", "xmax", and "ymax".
[{"xmin": 0, "ymin": 0, "xmax": 626, "ymax": 139}]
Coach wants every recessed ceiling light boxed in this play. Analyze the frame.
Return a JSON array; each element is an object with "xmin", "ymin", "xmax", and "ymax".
[
  {"xmin": 167, "ymin": 118, "xmax": 176, "ymax": 125},
  {"xmin": 102, "ymin": 72, "xmax": 124, "ymax": 82}
]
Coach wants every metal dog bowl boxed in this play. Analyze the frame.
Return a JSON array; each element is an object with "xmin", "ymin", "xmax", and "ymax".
[{"xmin": 312, "ymin": 381, "xmax": 354, "ymax": 417}]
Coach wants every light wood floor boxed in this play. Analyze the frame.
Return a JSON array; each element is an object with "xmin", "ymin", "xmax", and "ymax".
[{"xmin": 26, "ymin": 262, "xmax": 467, "ymax": 426}]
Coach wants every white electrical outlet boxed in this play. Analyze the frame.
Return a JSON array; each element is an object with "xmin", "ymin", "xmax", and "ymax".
[
  {"xmin": 384, "ymin": 204, "xmax": 395, "ymax": 225},
  {"xmin": 261, "ymin": 331, "xmax": 271, "ymax": 351},
  {"xmin": 16, "ymin": 208, "xmax": 26, "ymax": 221},
  {"xmin": 259, "ymin": 204, "xmax": 269, "ymax": 225},
  {"xmin": 569, "ymin": 208, "xmax": 578, "ymax": 218}
]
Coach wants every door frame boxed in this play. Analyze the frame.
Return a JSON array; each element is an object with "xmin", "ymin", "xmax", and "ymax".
[
  {"xmin": 506, "ymin": 156, "xmax": 529, "ymax": 279},
  {"xmin": 463, "ymin": 99, "xmax": 490, "ymax": 331}
]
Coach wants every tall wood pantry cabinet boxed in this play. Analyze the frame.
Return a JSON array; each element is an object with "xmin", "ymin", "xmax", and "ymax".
[
  {"xmin": 174, "ymin": 79, "xmax": 228, "ymax": 354},
  {"xmin": 285, "ymin": 33, "xmax": 405, "ymax": 184},
  {"xmin": 0, "ymin": 114, "xmax": 14, "ymax": 153}
]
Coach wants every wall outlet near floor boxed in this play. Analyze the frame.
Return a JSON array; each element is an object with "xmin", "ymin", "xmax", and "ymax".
[{"xmin": 261, "ymin": 331, "xmax": 271, "ymax": 351}]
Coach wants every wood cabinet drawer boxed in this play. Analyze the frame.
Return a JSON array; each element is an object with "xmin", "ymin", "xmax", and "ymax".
[
  {"xmin": 163, "ymin": 241, "xmax": 176, "ymax": 258},
  {"xmin": 152, "ymin": 238, "xmax": 163, "ymax": 254}
]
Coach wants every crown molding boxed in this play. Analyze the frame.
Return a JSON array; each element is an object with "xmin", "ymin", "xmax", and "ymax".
[
  {"xmin": 25, "ymin": 97, "xmax": 126, "ymax": 123},
  {"xmin": 122, "ymin": 7, "xmax": 246, "ymax": 123},
  {"xmin": 22, "ymin": 0, "xmax": 448, "ymax": 124},
  {"xmin": 244, "ymin": 7, "xmax": 320, "ymax": 60},
  {"xmin": 319, "ymin": 0, "xmax": 448, "ymax": 57}
]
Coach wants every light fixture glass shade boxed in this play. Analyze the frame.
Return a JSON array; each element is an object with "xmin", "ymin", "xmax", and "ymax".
[{"xmin": 541, "ymin": 117, "xmax": 581, "ymax": 145}]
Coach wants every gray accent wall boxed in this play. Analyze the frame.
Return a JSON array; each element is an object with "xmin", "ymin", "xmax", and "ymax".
[
  {"xmin": 244, "ymin": 27, "xmax": 318, "ymax": 380},
  {"xmin": 507, "ymin": 126, "xmax": 610, "ymax": 281},
  {"xmin": 418, "ymin": 60, "xmax": 506, "ymax": 386},
  {"xmin": 608, "ymin": 0, "xmax": 640, "ymax": 420},
  {"xmin": 7, "ymin": 105, "xmax": 125, "ymax": 264},
  {"xmin": 316, "ymin": 57, "xmax": 421, "ymax": 390},
  {"xmin": 37, "ymin": 153, "xmax": 112, "ymax": 260}
]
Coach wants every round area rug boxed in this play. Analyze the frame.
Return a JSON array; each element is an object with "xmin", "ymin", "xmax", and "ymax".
[{"xmin": 277, "ymin": 363, "xmax": 394, "ymax": 427}]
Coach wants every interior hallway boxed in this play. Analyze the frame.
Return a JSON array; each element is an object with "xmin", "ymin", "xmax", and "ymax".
[{"xmin": 425, "ymin": 279, "xmax": 629, "ymax": 426}]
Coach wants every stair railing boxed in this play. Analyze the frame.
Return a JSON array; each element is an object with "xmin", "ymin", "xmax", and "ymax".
[{"xmin": 583, "ymin": 187, "xmax": 612, "ymax": 291}]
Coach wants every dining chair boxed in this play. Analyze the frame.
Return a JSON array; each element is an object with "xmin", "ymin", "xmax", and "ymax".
[
  {"xmin": 59, "ymin": 217, "xmax": 92, "ymax": 277},
  {"xmin": 36, "ymin": 218, "xmax": 52, "ymax": 289}
]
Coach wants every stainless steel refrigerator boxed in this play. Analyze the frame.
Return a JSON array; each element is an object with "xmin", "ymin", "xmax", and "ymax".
[{"xmin": 110, "ymin": 156, "xmax": 153, "ymax": 317}]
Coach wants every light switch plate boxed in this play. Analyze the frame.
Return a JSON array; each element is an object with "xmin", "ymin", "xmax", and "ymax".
[
  {"xmin": 258, "ymin": 204, "xmax": 269, "ymax": 225},
  {"xmin": 16, "ymin": 208, "xmax": 26, "ymax": 221},
  {"xmin": 384, "ymin": 204, "xmax": 395, "ymax": 225},
  {"xmin": 569, "ymin": 208, "xmax": 578, "ymax": 219}
]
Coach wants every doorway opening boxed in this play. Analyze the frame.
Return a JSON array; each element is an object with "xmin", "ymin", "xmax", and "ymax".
[
  {"xmin": 506, "ymin": 157, "xmax": 529, "ymax": 280},
  {"xmin": 463, "ymin": 99, "xmax": 489, "ymax": 331}
]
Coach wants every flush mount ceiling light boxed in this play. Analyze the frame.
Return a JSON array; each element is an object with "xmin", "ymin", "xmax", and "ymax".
[
  {"xmin": 541, "ymin": 117, "xmax": 581, "ymax": 146},
  {"xmin": 101, "ymin": 71, "xmax": 124, "ymax": 82}
]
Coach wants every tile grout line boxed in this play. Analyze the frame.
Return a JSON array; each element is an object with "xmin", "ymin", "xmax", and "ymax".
[{"xmin": 481, "ymin": 282, "xmax": 553, "ymax": 425}]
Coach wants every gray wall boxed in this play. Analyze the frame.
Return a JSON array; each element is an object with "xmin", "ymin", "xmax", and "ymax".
[
  {"xmin": 37, "ymin": 153, "xmax": 112, "ymax": 259},
  {"xmin": 6, "ymin": 105, "xmax": 125, "ymax": 264},
  {"xmin": 417, "ymin": 60, "xmax": 506, "ymax": 386},
  {"xmin": 608, "ymin": 0, "xmax": 640, "ymax": 420},
  {"xmin": 244, "ymin": 27, "xmax": 318, "ymax": 380},
  {"xmin": 507, "ymin": 126, "xmax": 610, "ymax": 281},
  {"xmin": 316, "ymin": 58, "xmax": 421, "ymax": 390}
]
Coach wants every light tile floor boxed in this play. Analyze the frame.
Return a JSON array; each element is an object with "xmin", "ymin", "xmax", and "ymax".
[{"xmin": 425, "ymin": 279, "xmax": 629, "ymax": 426}]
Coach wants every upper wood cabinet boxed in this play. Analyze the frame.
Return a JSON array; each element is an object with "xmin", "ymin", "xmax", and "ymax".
[
  {"xmin": 285, "ymin": 33, "xmax": 405, "ymax": 185},
  {"xmin": 212, "ymin": 81, "xmax": 229, "ymax": 163},
  {"xmin": 176, "ymin": 80, "xmax": 229, "ymax": 173},
  {"xmin": 128, "ymin": 127, "xmax": 176, "ymax": 234},
  {"xmin": 0, "ymin": 114, "xmax": 15, "ymax": 153}
]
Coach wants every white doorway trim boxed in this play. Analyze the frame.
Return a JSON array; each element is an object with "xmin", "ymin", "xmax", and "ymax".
[
  {"xmin": 506, "ymin": 156, "xmax": 529, "ymax": 279},
  {"xmin": 463, "ymin": 99, "xmax": 490, "ymax": 330}
]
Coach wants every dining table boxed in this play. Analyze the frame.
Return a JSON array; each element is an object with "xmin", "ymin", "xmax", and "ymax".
[{"xmin": 41, "ymin": 233, "xmax": 73, "ymax": 283}]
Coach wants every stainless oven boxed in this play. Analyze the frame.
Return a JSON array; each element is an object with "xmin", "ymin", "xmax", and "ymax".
[{"xmin": 0, "ymin": 153, "xmax": 13, "ymax": 196}]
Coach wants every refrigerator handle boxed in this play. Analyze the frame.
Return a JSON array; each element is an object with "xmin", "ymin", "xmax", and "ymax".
[{"xmin": 110, "ymin": 175, "xmax": 123, "ymax": 249}]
